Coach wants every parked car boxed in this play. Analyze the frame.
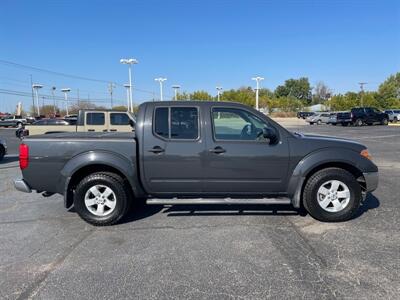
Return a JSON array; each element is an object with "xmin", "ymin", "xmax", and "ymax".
[
  {"xmin": 14, "ymin": 101, "xmax": 378, "ymax": 226},
  {"xmin": 336, "ymin": 107, "xmax": 389, "ymax": 126},
  {"xmin": 305, "ymin": 112, "xmax": 331, "ymax": 125},
  {"xmin": 297, "ymin": 111, "xmax": 315, "ymax": 119},
  {"xmin": 0, "ymin": 115, "xmax": 27, "ymax": 128},
  {"xmin": 327, "ymin": 112, "xmax": 338, "ymax": 125},
  {"xmin": 384, "ymin": 109, "xmax": 400, "ymax": 123},
  {"xmin": 18, "ymin": 110, "xmax": 135, "ymax": 137},
  {"xmin": 0, "ymin": 138, "xmax": 7, "ymax": 161}
]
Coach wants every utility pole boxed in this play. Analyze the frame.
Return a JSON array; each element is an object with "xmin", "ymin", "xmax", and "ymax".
[
  {"xmin": 30, "ymin": 75, "xmax": 35, "ymax": 116},
  {"xmin": 251, "ymin": 76, "xmax": 264, "ymax": 110},
  {"xmin": 358, "ymin": 82, "xmax": 367, "ymax": 107},
  {"xmin": 77, "ymin": 89, "xmax": 80, "ymax": 106},
  {"xmin": 108, "ymin": 82, "xmax": 116, "ymax": 109},
  {"xmin": 51, "ymin": 87, "xmax": 56, "ymax": 115}
]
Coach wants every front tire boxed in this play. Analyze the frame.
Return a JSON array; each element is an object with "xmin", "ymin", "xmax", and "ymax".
[
  {"xmin": 74, "ymin": 172, "xmax": 130, "ymax": 226},
  {"xmin": 303, "ymin": 168, "xmax": 361, "ymax": 222}
]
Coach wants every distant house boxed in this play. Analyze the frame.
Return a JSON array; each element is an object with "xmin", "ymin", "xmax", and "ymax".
[{"xmin": 306, "ymin": 104, "xmax": 328, "ymax": 112}]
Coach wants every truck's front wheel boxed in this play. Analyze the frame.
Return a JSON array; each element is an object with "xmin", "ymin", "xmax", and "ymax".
[
  {"xmin": 74, "ymin": 172, "xmax": 130, "ymax": 226},
  {"xmin": 303, "ymin": 168, "xmax": 361, "ymax": 222}
]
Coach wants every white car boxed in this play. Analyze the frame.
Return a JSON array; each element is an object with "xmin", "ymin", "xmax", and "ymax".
[
  {"xmin": 306, "ymin": 113, "xmax": 331, "ymax": 125},
  {"xmin": 384, "ymin": 109, "xmax": 400, "ymax": 123}
]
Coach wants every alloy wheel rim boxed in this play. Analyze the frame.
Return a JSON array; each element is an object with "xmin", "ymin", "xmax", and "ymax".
[
  {"xmin": 84, "ymin": 185, "xmax": 117, "ymax": 216},
  {"xmin": 317, "ymin": 180, "xmax": 351, "ymax": 213}
]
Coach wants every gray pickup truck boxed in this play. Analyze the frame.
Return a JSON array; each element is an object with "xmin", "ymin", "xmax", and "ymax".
[{"xmin": 14, "ymin": 101, "xmax": 378, "ymax": 226}]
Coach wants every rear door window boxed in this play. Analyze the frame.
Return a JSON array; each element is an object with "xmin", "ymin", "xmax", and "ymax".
[
  {"xmin": 86, "ymin": 113, "xmax": 105, "ymax": 125},
  {"xmin": 154, "ymin": 107, "xmax": 199, "ymax": 140}
]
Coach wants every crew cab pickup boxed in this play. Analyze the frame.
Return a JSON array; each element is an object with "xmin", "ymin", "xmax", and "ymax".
[
  {"xmin": 337, "ymin": 107, "xmax": 389, "ymax": 126},
  {"xmin": 14, "ymin": 101, "xmax": 379, "ymax": 226},
  {"xmin": 18, "ymin": 109, "xmax": 135, "ymax": 137}
]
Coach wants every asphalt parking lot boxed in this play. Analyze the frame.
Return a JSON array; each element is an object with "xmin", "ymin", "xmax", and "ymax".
[{"xmin": 0, "ymin": 123, "xmax": 399, "ymax": 299}]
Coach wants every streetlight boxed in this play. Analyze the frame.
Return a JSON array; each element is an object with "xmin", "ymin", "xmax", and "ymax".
[
  {"xmin": 251, "ymin": 76, "xmax": 264, "ymax": 110},
  {"xmin": 123, "ymin": 84, "xmax": 131, "ymax": 111},
  {"xmin": 155, "ymin": 77, "xmax": 167, "ymax": 101},
  {"xmin": 172, "ymin": 85, "xmax": 181, "ymax": 100},
  {"xmin": 120, "ymin": 58, "xmax": 138, "ymax": 113},
  {"xmin": 32, "ymin": 84, "xmax": 43, "ymax": 116},
  {"xmin": 216, "ymin": 86, "xmax": 223, "ymax": 101},
  {"xmin": 61, "ymin": 88, "xmax": 71, "ymax": 116},
  {"xmin": 51, "ymin": 87, "xmax": 57, "ymax": 115}
]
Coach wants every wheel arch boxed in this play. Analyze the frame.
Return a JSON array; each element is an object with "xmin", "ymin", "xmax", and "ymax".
[
  {"xmin": 61, "ymin": 151, "xmax": 142, "ymax": 209},
  {"xmin": 288, "ymin": 149, "xmax": 371, "ymax": 208}
]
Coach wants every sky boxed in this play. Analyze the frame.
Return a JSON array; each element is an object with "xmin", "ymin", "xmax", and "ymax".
[{"xmin": 0, "ymin": 0, "xmax": 399, "ymax": 113}]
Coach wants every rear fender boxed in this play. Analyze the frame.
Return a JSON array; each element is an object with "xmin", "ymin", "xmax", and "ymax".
[{"xmin": 60, "ymin": 151, "xmax": 143, "ymax": 208}]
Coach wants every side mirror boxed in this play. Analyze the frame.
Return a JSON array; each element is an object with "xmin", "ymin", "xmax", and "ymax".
[
  {"xmin": 262, "ymin": 127, "xmax": 278, "ymax": 144},
  {"xmin": 129, "ymin": 119, "xmax": 135, "ymax": 128}
]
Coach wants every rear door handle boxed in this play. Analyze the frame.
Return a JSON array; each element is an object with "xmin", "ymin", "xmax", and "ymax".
[
  {"xmin": 110, "ymin": 129, "xmax": 117, "ymax": 132},
  {"xmin": 88, "ymin": 129, "xmax": 95, "ymax": 132},
  {"xmin": 209, "ymin": 146, "xmax": 226, "ymax": 154},
  {"xmin": 148, "ymin": 146, "xmax": 165, "ymax": 154}
]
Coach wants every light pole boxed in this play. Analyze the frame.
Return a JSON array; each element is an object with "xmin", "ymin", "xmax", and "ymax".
[
  {"xmin": 61, "ymin": 88, "xmax": 71, "ymax": 116},
  {"xmin": 155, "ymin": 77, "xmax": 167, "ymax": 101},
  {"xmin": 216, "ymin": 86, "xmax": 223, "ymax": 101},
  {"xmin": 51, "ymin": 87, "xmax": 56, "ymax": 115},
  {"xmin": 172, "ymin": 85, "xmax": 181, "ymax": 100},
  {"xmin": 251, "ymin": 76, "xmax": 264, "ymax": 110},
  {"xmin": 123, "ymin": 84, "xmax": 131, "ymax": 111},
  {"xmin": 120, "ymin": 58, "xmax": 138, "ymax": 113},
  {"xmin": 358, "ymin": 82, "xmax": 367, "ymax": 107},
  {"xmin": 32, "ymin": 84, "xmax": 43, "ymax": 116}
]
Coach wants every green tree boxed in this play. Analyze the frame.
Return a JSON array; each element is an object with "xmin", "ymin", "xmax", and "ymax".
[
  {"xmin": 191, "ymin": 90, "xmax": 213, "ymax": 100},
  {"xmin": 275, "ymin": 77, "xmax": 312, "ymax": 104}
]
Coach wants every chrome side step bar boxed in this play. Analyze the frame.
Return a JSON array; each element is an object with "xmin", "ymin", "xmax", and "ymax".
[{"xmin": 146, "ymin": 197, "xmax": 291, "ymax": 205}]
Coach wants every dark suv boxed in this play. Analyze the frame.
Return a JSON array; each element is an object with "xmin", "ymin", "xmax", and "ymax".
[{"xmin": 336, "ymin": 107, "xmax": 389, "ymax": 126}]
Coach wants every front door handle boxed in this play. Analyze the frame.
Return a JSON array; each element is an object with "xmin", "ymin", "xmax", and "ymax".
[
  {"xmin": 148, "ymin": 146, "xmax": 165, "ymax": 154},
  {"xmin": 209, "ymin": 146, "xmax": 226, "ymax": 154}
]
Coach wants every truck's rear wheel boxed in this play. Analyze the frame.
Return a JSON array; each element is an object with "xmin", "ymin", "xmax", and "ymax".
[
  {"xmin": 74, "ymin": 172, "xmax": 130, "ymax": 226},
  {"xmin": 303, "ymin": 168, "xmax": 361, "ymax": 222},
  {"xmin": 381, "ymin": 118, "xmax": 388, "ymax": 125},
  {"xmin": 0, "ymin": 145, "xmax": 5, "ymax": 161}
]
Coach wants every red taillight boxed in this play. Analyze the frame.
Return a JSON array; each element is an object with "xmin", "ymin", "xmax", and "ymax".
[{"xmin": 19, "ymin": 144, "xmax": 29, "ymax": 170}]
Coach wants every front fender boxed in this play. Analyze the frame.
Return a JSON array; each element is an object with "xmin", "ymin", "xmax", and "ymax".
[{"xmin": 287, "ymin": 147, "xmax": 377, "ymax": 207}]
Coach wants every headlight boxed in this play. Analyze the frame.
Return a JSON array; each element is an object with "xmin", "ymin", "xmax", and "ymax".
[{"xmin": 360, "ymin": 149, "xmax": 372, "ymax": 160}]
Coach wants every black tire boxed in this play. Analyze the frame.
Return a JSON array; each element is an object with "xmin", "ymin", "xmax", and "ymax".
[
  {"xmin": 309, "ymin": 122, "xmax": 314, "ymax": 125},
  {"xmin": 74, "ymin": 172, "xmax": 131, "ymax": 226},
  {"xmin": 0, "ymin": 145, "xmax": 4, "ymax": 161},
  {"xmin": 394, "ymin": 117, "xmax": 398, "ymax": 123},
  {"xmin": 354, "ymin": 119, "xmax": 363, "ymax": 126},
  {"xmin": 341, "ymin": 122, "xmax": 348, "ymax": 127},
  {"xmin": 381, "ymin": 118, "xmax": 388, "ymax": 125},
  {"xmin": 317, "ymin": 120, "xmax": 322, "ymax": 125},
  {"xmin": 303, "ymin": 168, "xmax": 361, "ymax": 222},
  {"xmin": 332, "ymin": 123, "xmax": 337, "ymax": 126}
]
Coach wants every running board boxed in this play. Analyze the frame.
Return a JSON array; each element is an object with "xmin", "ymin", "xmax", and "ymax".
[{"xmin": 146, "ymin": 197, "xmax": 291, "ymax": 205}]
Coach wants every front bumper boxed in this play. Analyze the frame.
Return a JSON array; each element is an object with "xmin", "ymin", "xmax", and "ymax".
[
  {"xmin": 14, "ymin": 179, "xmax": 32, "ymax": 193},
  {"xmin": 363, "ymin": 172, "xmax": 379, "ymax": 192}
]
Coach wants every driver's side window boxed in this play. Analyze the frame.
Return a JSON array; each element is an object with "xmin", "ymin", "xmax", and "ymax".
[{"xmin": 212, "ymin": 107, "xmax": 268, "ymax": 141}]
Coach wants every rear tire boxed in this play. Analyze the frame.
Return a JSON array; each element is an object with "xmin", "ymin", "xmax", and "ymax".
[
  {"xmin": 317, "ymin": 120, "xmax": 322, "ymax": 125},
  {"xmin": 394, "ymin": 117, "xmax": 398, "ymax": 123},
  {"xmin": 0, "ymin": 145, "xmax": 5, "ymax": 161},
  {"xmin": 74, "ymin": 172, "xmax": 130, "ymax": 226},
  {"xmin": 354, "ymin": 119, "xmax": 363, "ymax": 126},
  {"xmin": 303, "ymin": 168, "xmax": 361, "ymax": 222},
  {"xmin": 381, "ymin": 118, "xmax": 388, "ymax": 125},
  {"xmin": 342, "ymin": 122, "xmax": 348, "ymax": 126}
]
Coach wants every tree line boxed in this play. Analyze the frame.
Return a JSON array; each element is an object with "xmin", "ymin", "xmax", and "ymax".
[{"xmin": 176, "ymin": 72, "xmax": 400, "ymax": 112}]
